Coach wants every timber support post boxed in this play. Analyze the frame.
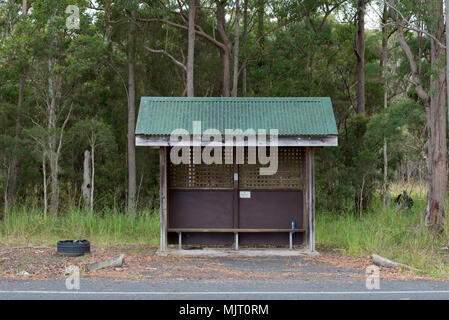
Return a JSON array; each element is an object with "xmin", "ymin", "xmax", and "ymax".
[
  {"xmin": 306, "ymin": 148, "xmax": 316, "ymax": 252},
  {"xmin": 159, "ymin": 147, "xmax": 168, "ymax": 252}
]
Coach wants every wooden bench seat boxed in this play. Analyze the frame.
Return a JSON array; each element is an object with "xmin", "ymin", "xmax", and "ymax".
[{"xmin": 167, "ymin": 228, "xmax": 305, "ymax": 250}]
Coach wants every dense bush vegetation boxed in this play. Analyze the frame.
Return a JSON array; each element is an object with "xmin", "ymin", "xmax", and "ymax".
[{"xmin": 0, "ymin": 1, "xmax": 430, "ymax": 215}]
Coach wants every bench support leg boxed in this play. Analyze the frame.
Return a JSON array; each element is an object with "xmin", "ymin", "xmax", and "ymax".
[
  {"xmin": 234, "ymin": 232, "xmax": 239, "ymax": 250},
  {"xmin": 178, "ymin": 232, "xmax": 182, "ymax": 250},
  {"xmin": 289, "ymin": 232, "xmax": 293, "ymax": 249}
]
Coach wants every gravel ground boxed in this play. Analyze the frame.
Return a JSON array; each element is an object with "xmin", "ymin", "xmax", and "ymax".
[
  {"xmin": 0, "ymin": 245, "xmax": 444, "ymax": 281},
  {"xmin": 1, "ymin": 245, "xmax": 448, "ymax": 300},
  {"xmin": 0, "ymin": 245, "xmax": 435, "ymax": 281}
]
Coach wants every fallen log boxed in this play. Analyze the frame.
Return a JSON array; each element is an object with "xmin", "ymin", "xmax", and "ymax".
[
  {"xmin": 371, "ymin": 254, "xmax": 420, "ymax": 272},
  {"xmin": 89, "ymin": 254, "xmax": 125, "ymax": 272}
]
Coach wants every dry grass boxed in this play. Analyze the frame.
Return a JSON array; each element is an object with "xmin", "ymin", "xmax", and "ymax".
[
  {"xmin": 317, "ymin": 194, "xmax": 449, "ymax": 279},
  {"xmin": 0, "ymin": 207, "xmax": 160, "ymax": 247}
]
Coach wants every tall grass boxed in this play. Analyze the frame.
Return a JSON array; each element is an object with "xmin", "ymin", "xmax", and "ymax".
[
  {"xmin": 0, "ymin": 207, "xmax": 160, "ymax": 247},
  {"xmin": 317, "ymin": 196, "xmax": 449, "ymax": 278}
]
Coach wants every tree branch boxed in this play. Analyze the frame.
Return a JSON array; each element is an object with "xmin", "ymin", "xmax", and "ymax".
[
  {"xmin": 143, "ymin": 45, "xmax": 187, "ymax": 71},
  {"xmin": 137, "ymin": 17, "xmax": 227, "ymax": 51},
  {"xmin": 387, "ymin": 0, "xmax": 429, "ymax": 104}
]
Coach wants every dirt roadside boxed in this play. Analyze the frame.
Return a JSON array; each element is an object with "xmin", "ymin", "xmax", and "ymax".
[{"xmin": 0, "ymin": 245, "xmax": 445, "ymax": 282}]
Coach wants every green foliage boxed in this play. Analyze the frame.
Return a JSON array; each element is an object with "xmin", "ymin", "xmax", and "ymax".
[
  {"xmin": 317, "ymin": 114, "xmax": 381, "ymax": 212},
  {"xmin": 0, "ymin": 0, "xmax": 433, "ymax": 218},
  {"xmin": 69, "ymin": 118, "xmax": 116, "ymax": 154},
  {"xmin": 317, "ymin": 196, "xmax": 449, "ymax": 278}
]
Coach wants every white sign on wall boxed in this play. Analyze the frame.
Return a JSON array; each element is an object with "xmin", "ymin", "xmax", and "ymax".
[{"xmin": 239, "ymin": 191, "xmax": 251, "ymax": 199}]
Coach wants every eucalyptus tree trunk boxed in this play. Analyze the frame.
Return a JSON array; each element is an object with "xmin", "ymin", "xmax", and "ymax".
[
  {"xmin": 48, "ymin": 91, "xmax": 59, "ymax": 216},
  {"xmin": 186, "ymin": 0, "xmax": 196, "ymax": 97},
  {"xmin": 354, "ymin": 0, "xmax": 366, "ymax": 114},
  {"xmin": 444, "ymin": 0, "xmax": 449, "ymax": 221},
  {"xmin": 48, "ymin": 89, "xmax": 59, "ymax": 216},
  {"xmin": 257, "ymin": 0, "xmax": 264, "ymax": 52},
  {"xmin": 241, "ymin": 0, "xmax": 248, "ymax": 96},
  {"xmin": 232, "ymin": 0, "xmax": 240, "ymax": 97},
  {"xmin": 105, "ymin": 1, "xmax": 112, "ymax": 63},
  {"xmin": 7, "ymin": 0, "xmax": 28, "ymax": 205},
  {"xmin": 48, "ymin": 9, "xmax": 59, "ymax": 216},
  {"xmin": 426, "ymin": 0, "xmax": 447, "ymax": 232},
  {"xmin": 42, "ymin": 152, "xmax": 47, "ymax": 217},
  {"xmin": 381, "ymin": 2, "xmax": 388, "ymax": 207},
  {"xmin": 82, "ymin": 150, "xmax": 91, "ymax": 211},
  {"xmin": 217, "ymin": 0, "xmax": 231, "ymax": 97},
  {"xmin": 7, "ymin": 75, "xmax": 23, "ymax": 205},
  {"xmin": 127, "ymin": 9, "xmax": 137, "ymax": 214},
  {"xmin": 90, "ymin": 142, "xmax": 95, "ymax": 212}
]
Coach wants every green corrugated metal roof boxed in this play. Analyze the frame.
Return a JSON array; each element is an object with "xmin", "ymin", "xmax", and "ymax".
[{"xmin": 135, "ymin": 97, "xmax": 338, "ymax": 136}]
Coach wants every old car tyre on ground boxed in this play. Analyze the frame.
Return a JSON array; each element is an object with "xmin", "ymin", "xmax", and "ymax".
[{"xmin": 57, "ymin": 240, "xmax": 91, "ymax": 257}]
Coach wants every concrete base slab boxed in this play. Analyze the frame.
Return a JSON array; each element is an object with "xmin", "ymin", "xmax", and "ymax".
[{"xmin": 158, "ymin": 248, "xmax": 320, "ymax": 257}]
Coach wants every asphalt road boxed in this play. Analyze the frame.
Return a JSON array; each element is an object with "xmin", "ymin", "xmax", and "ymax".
[
  {"xmin": 1, "ymin": 255, "xmax": 449, "ymax": 300},
  {"xmin": 1, "ymin": 275, "xmax": 449, "ymax": 300}
]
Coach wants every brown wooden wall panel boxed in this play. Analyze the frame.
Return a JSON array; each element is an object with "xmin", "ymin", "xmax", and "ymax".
[
  {"xmin": 168, "ymin": 190, "xmax": 234, "ymax": 228},
  {"xmin": 238, "ymin": 190, "xmax": 303, "ymax": 229},
  {"xmin": 238, "ymin": 190, "xmax": 303, "ymax": 245}
]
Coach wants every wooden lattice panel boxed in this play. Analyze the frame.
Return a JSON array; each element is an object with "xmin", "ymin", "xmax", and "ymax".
[
  {"xmin": 169, "ymin": 147, "xmax": 303, "ymax": 190},
  {"xmin": 169, "ymin": 147, "xmax": 234, "ymax": 189},
  {"xmin": 239, "ymin": 147, "xmax": 303, "ymax": 189}
]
